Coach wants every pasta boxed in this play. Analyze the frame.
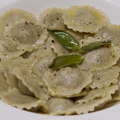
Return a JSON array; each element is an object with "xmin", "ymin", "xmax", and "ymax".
[
  {"xmin": 31, "ymin": 47, "xmax": 56, "ymax": 86},
  {"xmin": 48, "ymin": 98, "xmax": 74, "ymax": 114},
  {"xmin": 1, "ymin": 88, "xmax": 48, "ymax": 111},
  {"xmin": 5, "ymin": 21, "xmax": 47, "ymax": 52},
  {"xmin": 63, "ymin": 6, "xmax": 109, "ymax": 33},
  {"xmin": 89, "ymin": 66, "xmax": 120, "ymax": 89},
  {"xmin": 66, "ymin": 95, "xmax": 112, "ymax": 115},
  {"xmin": 0, "ymin": 36, "xmax": 24, "ymax": 59},
  {"xmin": 80, "ymin": 46, "xmax": 120, "ymax": 71},
  {"xmin": 0, "ymin": 9, "xmax": 36, "ymax": 33},
  {"xmin": 0, "ymin": 5, "xmax": 120, "ymax": 116},
  {"xmin": 37, "ymin": 8, "xmax": 66, "ymax": 30},
  {"xmin": 43, "ymin": 67, "xmax": 92, "ymax": 97},
  {"xmin": 94, "ymin": 25, "xmax": 120, "ymax": 47},
  {"xmin": 12, "ymin": 66, "xmax": 49, "ymax": 100},
  {"xmin": 76, "ymin": 85, "xmax": 118, "ymax": 104}
]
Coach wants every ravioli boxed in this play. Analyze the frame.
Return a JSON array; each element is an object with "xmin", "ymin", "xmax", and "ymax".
[
  {"xmin": 1, "ymin": 88, "xmax": 47, "ymax": 111},
  {"xmin": 80, "ymin": 46, "xmax": 120, "ymax": 71},
  {"xmin": 38, "ymin": 8, "xmax": 66, "ymax": 30},
  {"xmin": 5, "ymin": 21, "xmax": 46, "ymax": 52},
  {"xmin": 48, "ymin": 98, "xmax": 74, "ymax": 114},
  {"xmin": 94, "ymin": 25, "xmax": 120, "ymax": 47},
  {"xmin": 0, "ymin": 9, "xmax": 36, "ymax": 33},
  {"xmin": 51, "ymin": 95, "xmax": 112, "ymax": 115},
  {"xmin": 89, "ymin": 66, "xmax": 120, "ymax": 89},
  {"xmin": 1, "ymin": 57, "xmax": 49, "ymax": 100},
  {"xmin": 0, "ymin": 37, "xmax": 24, "ymax": 59},
  {"xmin": 12, "ymin": 66, "xmax": 49, "ymax": 100},
  {"xmin": 76, "ymin": 85, "xmax": 118, "ymax": 104},
  {"xmin": 54, "ymin": 85, "xmax": 118, "ymax": 115},
  {"xmin": 31, "ymin": 48, "xmax": 56, "ymax": 86},
  {"xmin": 63, "ymin": 6, "xmax": 109, "ymax": 33},
  {"xmin": 43, "ymin": 67, "xmax": 92, "ymax": 97},
  {"xmin": 1, "ymin": 57, "xmax": 28, "ymax": 88},
  {"xmin": 66, "ymin": 95, "xmax": 112, "ymax": 115}
]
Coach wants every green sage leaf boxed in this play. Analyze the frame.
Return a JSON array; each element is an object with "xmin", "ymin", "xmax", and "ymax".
[
  {"xmin": 47, "ymin": 29, "xmax": 80, "ymax": 51},
  {"xmin": 79, "ymin": 40, "xmax": 111, "ymax": 54},
  {"xmin": 49, "ymin": 54, "xmax": 84, "ymax": 70}
]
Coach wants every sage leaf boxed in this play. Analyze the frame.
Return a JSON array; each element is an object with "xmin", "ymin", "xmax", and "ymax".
[
  {"xmin": 48, "ymin": 29, "xmax": 80, "ymax": 51},
  {"xmin": 49, "ymin": 54, "xmax": 84, "ymax": 70},
  {"xmin": 79, "ymin": 40, "xmax": 111, "ymax": 54}
]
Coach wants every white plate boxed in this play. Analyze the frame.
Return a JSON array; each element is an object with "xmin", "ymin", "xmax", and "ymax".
[{"xmin": 0, "ymin": 0, "xmax": 120, "ymax": 120}]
